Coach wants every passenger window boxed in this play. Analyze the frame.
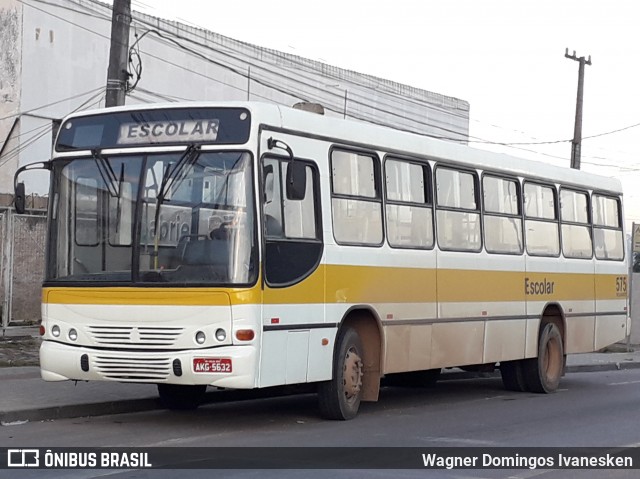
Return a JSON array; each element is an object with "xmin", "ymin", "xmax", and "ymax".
[
  {"xmin": 560, "ymin": 189, "xmax": 592, "ymax": 259},
  {"xmin": 435, "ymin": 167, "xmax": 481, "ymax": 251},
  {"xmin": 524, "ymin": 183, "xmax": 559, "ymax": 256},
  {"xmin": 331, "ymin": 149, "xmax": 382, "ymax": 245},
  {"xmin": 385, "ymin": 158, "xmax": 433, "ymax": 249},
  {"xmin": 592, "ymin": 195, "xmax": 623, "ymax": 260},
  {"xmin": 482, "ymin": 176, "xmax": 522, "ymax": 254}
]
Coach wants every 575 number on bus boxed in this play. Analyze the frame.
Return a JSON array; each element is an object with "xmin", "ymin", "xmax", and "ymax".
[{"xmin": 616, "ymin": 276, "xmax": 628, "ymax": 296}]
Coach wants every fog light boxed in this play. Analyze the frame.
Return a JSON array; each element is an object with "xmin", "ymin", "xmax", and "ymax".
[
  {"xmin": 215, "ymin": 328, "xmax": 227, "ymax": 341},
  {"xmin": 51, "ymin": 325, "xmax": 61, "ymax": 337},
  {"xmin": 195, "ymin": 331, "xmax": 206, "ymax": 344},
  {"xmin": 68, "ymin": 329, "xmax": 78, "ymax": 341}
]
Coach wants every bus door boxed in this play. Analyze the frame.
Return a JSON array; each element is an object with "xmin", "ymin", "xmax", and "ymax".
[{"xmin": 258, "ymin": 135, "xmax": 326, "ymax": 387}]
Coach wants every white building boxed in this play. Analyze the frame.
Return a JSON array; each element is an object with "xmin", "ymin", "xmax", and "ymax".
[{"xmin": 0, "ymin": 0, "xmax": 469, "ymax": 195}]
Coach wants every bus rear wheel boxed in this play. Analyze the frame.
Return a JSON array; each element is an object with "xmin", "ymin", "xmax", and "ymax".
[
  {"xmin": 318, "ymin": 327, "xmax": 364, "ymax": 420},
  {"xmin": 523, "ymin": 322, "xmax": 564, "ymax": 393},
  {"xmin": 157, "ymin": 384, "xmax": 207, "ymax": 410},
  {"xmin": 500, "ymin": 360, "xmax": 527, "ymax": 392}
]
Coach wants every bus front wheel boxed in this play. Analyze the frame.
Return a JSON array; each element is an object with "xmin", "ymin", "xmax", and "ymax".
[
  {"xmin": 318, "ymin": 327, "xmax": 364, "ymax": 420},
  {"xmin": 523, "ymin": 322, "xmax": 564, "ymax": 393},
  {"xmin": 157, "ymin": 384, "xmax": 207, "ymax": 410}
]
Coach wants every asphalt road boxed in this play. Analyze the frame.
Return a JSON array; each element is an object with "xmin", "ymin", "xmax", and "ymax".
[{"xmin": 3, "ymin": 368, "xmax": 640, "ymax": 478}]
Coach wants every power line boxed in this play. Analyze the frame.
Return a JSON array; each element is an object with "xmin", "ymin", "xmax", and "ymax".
[
  {"xmin": 17, "ymin": 0, "xmax": 640, "ymax": 167},
  {"xmin": 0, "ymin": 89, "xmax": 105, "ymax": 169},
  {"xmin": 75, "ymin": 0, "xmax": 473, "ymax": 136},
  {"xmin": 0, "ymin": 85, "xmax": 105, "ymax": 122}
]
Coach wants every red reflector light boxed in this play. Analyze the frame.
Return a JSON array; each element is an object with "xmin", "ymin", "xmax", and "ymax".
[
  {"xmin": 235, "ymin": 329, "xmax": 255, "ymax": 341},
  {"xmin": 39, "ymin": 325, "xmax": 45, "ymax": 336}
]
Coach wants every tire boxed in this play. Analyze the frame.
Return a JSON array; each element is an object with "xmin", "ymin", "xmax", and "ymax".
[
  {"xmin": 384, "ymin": 369, "xmax": 441, "ymax": 388},
  {"xmin": 522, "ymin": 322, "xmax": 564, "ymax": 393},
  {"xmin": 157, "ymin": 384, "xmax": 207, "ymax": 410},
  {"xmin": 318, "ymin": 327, "xmax": 364, "ymax": 420},
  {"xmin": 500, "ymin": 360, "xmax": 527, "ymax": 392}
]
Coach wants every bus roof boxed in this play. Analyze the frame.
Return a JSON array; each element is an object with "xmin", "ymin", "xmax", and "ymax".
[{"xmin": 64, "ymin": 101, "xmax": 622, "ymax": 194}]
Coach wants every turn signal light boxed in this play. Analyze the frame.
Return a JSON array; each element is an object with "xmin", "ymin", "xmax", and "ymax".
[{"xmin": 235, "ymin": 329, "xmax": 255, "ymax": 341}]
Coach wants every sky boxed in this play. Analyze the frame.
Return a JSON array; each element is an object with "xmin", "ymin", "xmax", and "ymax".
[{"xmin": 131, "ymin": 0, "xmax": 640, "ymax": 228}]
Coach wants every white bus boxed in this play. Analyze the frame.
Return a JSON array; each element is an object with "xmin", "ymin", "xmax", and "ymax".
[{"xmin": 15, "ymin": 102, "xmax": 628, "ymax": 420}]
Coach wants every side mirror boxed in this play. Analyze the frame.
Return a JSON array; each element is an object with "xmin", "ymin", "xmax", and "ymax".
[
  {"xmin": 14, "ymin": 182, "xmax": 26, "ymax": 214},
  {"xmin": 13, "ymin": 160, "xmax": 52, "ymax": 214},
  {"xmin": 286, "ymin": 162, "xmax": 307, "ymax": 201}
]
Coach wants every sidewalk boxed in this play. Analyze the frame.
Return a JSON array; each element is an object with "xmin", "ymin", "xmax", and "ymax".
[{"xmin": 2, "ymin": 326, "xmax": 640, "ymax": 425}]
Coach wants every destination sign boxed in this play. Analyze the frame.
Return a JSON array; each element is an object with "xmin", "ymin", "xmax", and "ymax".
[
  {"xmin": 55, "ymin": 107, "xmax": 251, "ymax": 151},
  {"xmin": 117, "ymin": 119, "xmax": 219, "ymax": 145}
]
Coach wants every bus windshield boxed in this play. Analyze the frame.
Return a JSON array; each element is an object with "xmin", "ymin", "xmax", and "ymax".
[{"xmin": 48, "ymin": 151, "xmax": 256, "ymax": 285}]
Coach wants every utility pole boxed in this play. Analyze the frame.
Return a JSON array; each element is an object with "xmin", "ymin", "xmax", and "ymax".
[
  {"xmin": 565, "ymin": 48, "xmax": 592, "ymax": 170},
  {"xmin": 105, "ymin": 0, "xmax": 132, "ymax": 107}
]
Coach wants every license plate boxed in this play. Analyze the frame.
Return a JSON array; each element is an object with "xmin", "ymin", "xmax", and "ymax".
[{"xmin": 193, "ymin": 358, "xmax": 232, "ymax": 373}]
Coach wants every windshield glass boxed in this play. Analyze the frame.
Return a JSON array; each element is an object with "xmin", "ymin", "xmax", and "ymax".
[{"xmin": 48, "ymin": 151, "xmax": 256, "ymax": 285}]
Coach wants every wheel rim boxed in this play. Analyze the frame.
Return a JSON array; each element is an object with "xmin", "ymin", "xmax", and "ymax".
[
  {"xmin": 342, "ymin": 346, "xmax": 363, "ymax": 405},
  {"xmin": 542, "ymin": 332, "xmax": 562, "ymax": 384}
]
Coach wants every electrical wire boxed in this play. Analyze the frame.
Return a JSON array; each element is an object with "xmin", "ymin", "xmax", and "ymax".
[
  {"xmin": 0, "ymin": 85, "xmax": 105, "ymax": 122},
  {"xmin": 0, "ymin": 89, "xmax": 105, "ymax": 169},
  {"xmin": 16, "ymin": 0, "xmax": 640, "ymax": 168},
  {"xmin": 32, "ymin": 0, "xmax": 472, "ymax": 136}
]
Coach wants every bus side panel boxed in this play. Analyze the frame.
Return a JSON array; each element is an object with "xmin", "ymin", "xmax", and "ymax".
[
  {"xmin": 594, "ymin": 262, "xmax": 628, "ymax": 350},
  {"xmin": 563, "ymin": 258, "xmax": 596, "ymax": 354},
  {"xmin": 430, "ymin": 321, "xmax": 484, "ymax": 368},
  {"xmin": 483, "ymin": 319, "xmax": 527, "ymax": 363},
  {"xmin": 436, "ymin": 252, "xmax": 526, "ymax": 367},
  {"xmin": 525, "ymin": 255, "xmax": 596, "ymax": 355},
  {"xmin": 384, "ymin": 323, "xmax": 433, "ymax": 374}
]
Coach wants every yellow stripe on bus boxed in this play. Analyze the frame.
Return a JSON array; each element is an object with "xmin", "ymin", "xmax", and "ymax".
[
  {"xmin": 42, "ymin": 267, "xmax": 627, "ymax": 306},
  {"xmin": 43, "ymin": 288, "xmax": 237, "ymax": 306}
]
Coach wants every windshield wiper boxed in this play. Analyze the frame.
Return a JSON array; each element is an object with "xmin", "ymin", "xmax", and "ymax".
[
  {"xmin": 152, "ymin": 144, "xmax": 201, "ymax": 269},
  {"xmin": 92, "ymin": 149, "xmax": 119, "ymax": 197}
]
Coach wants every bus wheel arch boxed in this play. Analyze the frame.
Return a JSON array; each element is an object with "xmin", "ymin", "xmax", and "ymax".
[
  {"xmin": 317, "ymin": 308, "xmax": 382, "ymax": 420},
  {"xmin": 523, "ymin": 304, "xmax": 566, "ymax": 393}
]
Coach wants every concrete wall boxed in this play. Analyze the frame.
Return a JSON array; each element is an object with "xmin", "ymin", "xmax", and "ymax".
[
  {"xmin": 0, "ymin": 0, "xmax": 22, "ymax": 190},
  {"xmin": 0, "ymin": 0, "xmax": 469, "ymax": 196}
]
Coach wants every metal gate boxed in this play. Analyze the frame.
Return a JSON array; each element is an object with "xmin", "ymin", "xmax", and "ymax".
[{"xmin": 1, "ymin": 208, "xmax": 47, "ymax": 328}]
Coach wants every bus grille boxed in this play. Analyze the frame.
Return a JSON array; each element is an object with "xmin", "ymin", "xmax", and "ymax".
[
  {"xmin": 93, "ymin": 355, "xmax": 172, "ymax": 382},
  {"xmin": 87, "ymin": 326, "xmax": 184, "ymax": 348}
]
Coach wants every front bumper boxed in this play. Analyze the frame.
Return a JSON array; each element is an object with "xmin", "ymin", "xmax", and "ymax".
[{"xmin": 40, "ymin": 340, "xmax": 258, "ymax": 389}]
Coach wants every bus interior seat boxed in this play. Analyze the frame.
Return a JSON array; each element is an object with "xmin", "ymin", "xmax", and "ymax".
[{"xmin": 180, "ymin": 237, "xmax": 227, "ymax": 265}]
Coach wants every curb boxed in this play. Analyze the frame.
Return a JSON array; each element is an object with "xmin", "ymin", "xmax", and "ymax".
[
  {"xmin": 3, "ymin": 363, "xmax": 640, "ymax": 424},
  {"xmin": 0, "ymin": 398, "xmax": 160, "ymax": 425}
]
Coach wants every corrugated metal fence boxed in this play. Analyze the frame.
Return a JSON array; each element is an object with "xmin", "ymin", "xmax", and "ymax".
[{"xmin": 1, "ymin": 208, "xmax": 47, "ymax": 327}]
